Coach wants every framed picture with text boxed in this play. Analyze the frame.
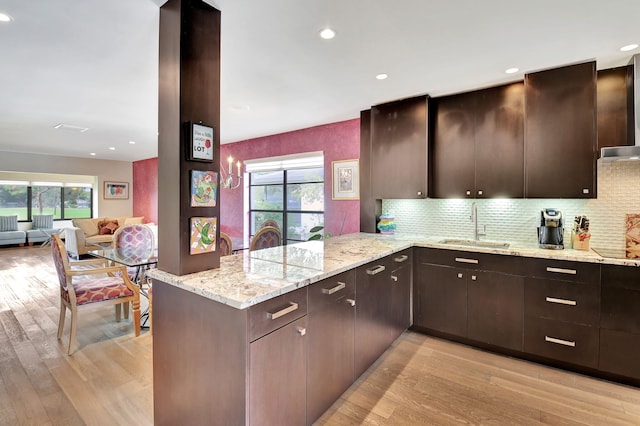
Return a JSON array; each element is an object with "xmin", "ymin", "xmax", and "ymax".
[{"xmin": 187, "ymin": 122, "xmax": 215, "ymax": 162}]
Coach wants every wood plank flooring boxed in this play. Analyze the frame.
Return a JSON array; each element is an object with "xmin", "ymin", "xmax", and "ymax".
[{"xmin": 1, "ymin": 245, "xmax": 640, "ymax": 425}]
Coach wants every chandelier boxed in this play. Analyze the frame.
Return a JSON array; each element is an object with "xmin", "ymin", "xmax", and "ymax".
[{"xmin": 221, "ymin": 155, "xmax": 242, "ymax": 189}]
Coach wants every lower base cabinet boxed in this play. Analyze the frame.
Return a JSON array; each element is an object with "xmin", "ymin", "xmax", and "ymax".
[{"xmin": 249, "ymin": 317, "xmax": 308, "ymax": 426}]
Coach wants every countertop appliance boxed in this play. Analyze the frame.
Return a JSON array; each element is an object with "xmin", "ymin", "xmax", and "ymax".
[{"xmin": 538, "ymin": 208, "xmax": 564, "ymax": 249}]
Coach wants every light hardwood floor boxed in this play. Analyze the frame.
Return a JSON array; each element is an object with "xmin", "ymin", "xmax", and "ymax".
[{"xmin": 1, "ymin": 245, "xmax": 640, "ymax": 425}]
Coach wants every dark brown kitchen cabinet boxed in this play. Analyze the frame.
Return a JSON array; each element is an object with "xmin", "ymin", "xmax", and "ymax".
[
  {"xmin": 430, "ymin": 82, "xmax": 524, "ymax": 198},
  {"xmin": 370, "ymin": 95, "xmax": 429, "ymax": 199},
  {"xmin": 524, "ymin": 61, "xmax": 597, "ymax": 198},
  {"xmin": 597, "ymin": 66, "xmax": 634, "ymax": 153},
  {"xmin": 523, "ymin": 260, "xmax": 600, "ymax": 368},
  {"xmin": 599, "ymin": 264, "xmax": 640, "ymax": 380},
  {"xmin": 467, "ymin": 271, "xmax": 524, "ymax": 351},
  {"xmin": 389, "ymin": 250, "xmax": 413, "ymax": 337},
  {"xmin": 249, "ymin": 316, "xmax": 307, "ymax": 426},
  {"xmin": 307, "ymin": 270, "xmax": 356, "ymax": 425}
]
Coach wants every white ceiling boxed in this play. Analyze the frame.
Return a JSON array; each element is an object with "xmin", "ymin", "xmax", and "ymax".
[{"xmin": 0, "ymin": 0, "xmax": 639, "ymax": 163}]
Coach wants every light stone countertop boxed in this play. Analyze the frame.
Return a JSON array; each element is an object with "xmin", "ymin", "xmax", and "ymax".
[{"xmin": 146, "ymin": 232, "xmax": 640, "ymax": 310}]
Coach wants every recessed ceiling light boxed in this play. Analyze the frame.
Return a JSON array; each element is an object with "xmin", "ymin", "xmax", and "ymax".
[
  {"xmin": 90, "ymin": 152, "xmax": 96, "ymax": 156},
  {"xmin": 230, "ymin": 104, "xmax": 251, "ymax": 112},
  {"xmin": 319, "ymin": 28, "xmax": 335, "ymax": 40},
  {"xmin": 53, "ymin": 123, "xmax": 89, "ymax": 133},
  {"xmin": 109, "ymin": 147, "xmax": 116, "ymax": 151},
  {"xmin": 0, "ymin": 12, "xmax": 12, "ymax": 22},
  {"xmin": 129, "ymin": 140, "xmax": 136, "ymax": 145},
  {"xmin": 620, "ymin": 44, "xmax": 639, "ymax": 52},
  {"xmin": 376, "ymin": 73, "xmax": 388, "ymax": 80},
  {"xmin": 505, "ymin": 67, "xmax": 519, "ymax": 74}
]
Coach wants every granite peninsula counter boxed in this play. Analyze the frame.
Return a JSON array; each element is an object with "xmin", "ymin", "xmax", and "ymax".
[{"xmin": 146, "ymin": 232, "xmax": 639, "ymax": 310}]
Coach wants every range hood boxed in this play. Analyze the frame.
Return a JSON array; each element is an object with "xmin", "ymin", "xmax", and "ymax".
[{"xmin": 600, "ymin": 54, "xmax": 640, "ymax": 162}]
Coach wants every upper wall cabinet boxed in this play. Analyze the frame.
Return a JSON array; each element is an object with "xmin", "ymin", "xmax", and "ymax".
[
  {"xmin": 370, "ymin": 95, "xmax": 429, "ymax": 199},
  {"xmin": 525, "ymin": 61, "xmax": 597, "ymax": 198},
  {"xmin": 597, "ymin": 65, "xmax": 633, "ymax": 153},
  {"xmin": 430, "ymin": 83, "xmax": 525, "ymax": 198}
]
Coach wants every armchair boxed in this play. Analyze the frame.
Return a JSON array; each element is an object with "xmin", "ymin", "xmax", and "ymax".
[{"xmin": 51, "ymin": 234, "xmax": 140, "ymax": 354}]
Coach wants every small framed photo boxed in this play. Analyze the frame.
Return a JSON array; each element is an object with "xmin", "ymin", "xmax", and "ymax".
[
  {"xmin": 332, "ymin": 159, "xmax": 359, "ymax": 200},
  {"xmin": 190, "ymin": 217, "xmax": 217, "ymax": 255},
  {"xmin": 191, "ymin": 170, "xmax": 218, "ymax": 207},
  {"xmin": 188, "ymin": 122, "xmax": 215, "ymax": 162},
  {"xmin": 103, "ymin": 181, "xmax": 129, "ymax": 200}
]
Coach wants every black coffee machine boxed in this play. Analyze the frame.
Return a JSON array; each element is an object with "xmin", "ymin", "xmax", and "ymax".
[{"xmin": 538, "ymin": 208, "xmax": 564, "ymax": 249}]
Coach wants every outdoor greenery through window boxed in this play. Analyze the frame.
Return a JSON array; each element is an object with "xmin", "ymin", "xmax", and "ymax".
[
  {"xmin": 249, "ymin": 166, "xmax": 324, "ymax": 245},
  {"xmin": 0, "ymin": 181, "xmax": 93, "ymax": 221}
]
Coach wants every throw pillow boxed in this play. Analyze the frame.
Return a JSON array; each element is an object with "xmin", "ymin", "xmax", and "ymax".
[
  {"xmin": 32, "ymin": 214, "xmax": 53, "ymax": 229},
  {"xmin": 98, "ymin": 220, "xmax": 119, "ymax": 235},
  {"xmin": 124, "ymin": 216, "xmax": 144, "ymax": 225},
  {"xmin": 0, "ymin": 215, "xmax": 18, "ymax": 232}
]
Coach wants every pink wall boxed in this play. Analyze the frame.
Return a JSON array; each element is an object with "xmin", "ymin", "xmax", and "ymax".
[
  {"xmin": 221, "ymin": 119, "xmax": 360, "ymax": 239},
  {"xmin": 132, "ymin": 157, "xmax": 158, "ymax": 225},
  {"xmin": 132, "ymin": 118, "xmax": 360, "ymax": 240}
]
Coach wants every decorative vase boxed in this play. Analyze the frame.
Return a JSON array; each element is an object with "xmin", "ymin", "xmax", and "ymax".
[{"xmin": 377, "ymin": 214, "xmax": 396, "ymax": 235}]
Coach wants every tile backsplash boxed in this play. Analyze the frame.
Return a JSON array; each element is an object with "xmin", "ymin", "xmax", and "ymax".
[{"xmin": 383, "ymin": 161, "xmax": 640, "ymax": 250}]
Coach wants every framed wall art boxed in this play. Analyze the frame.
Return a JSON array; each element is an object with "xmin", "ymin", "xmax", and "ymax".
[
  {"xmin": 332, "ymin": 159, "xmax": 359, "ymax": 200},
  {"xmin": 190, "ymin": 216, "xmax": 217, "ymax": 255},
  {"xmin": 191, "ymin": 170, "xmax": 218, "ymax": 207},
  {"xmin": 103, "ymin": 181, "xmax": 129, "ymax": 200},
  {"xmin": 187, "ymin": 122, "xmax": 215, "ymax": 162}
]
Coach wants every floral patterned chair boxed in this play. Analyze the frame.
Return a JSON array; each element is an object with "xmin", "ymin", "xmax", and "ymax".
[
  {"xmin": 249, "ymin": 226, "xmax": 282, "ymax": 251},
  {"xmin": 219, "ymin": 232, "xmax": 233, "ymax": 256},
  {"xmin": 51, "ymin": 234, "xmax": 140, "ymax": 354}
]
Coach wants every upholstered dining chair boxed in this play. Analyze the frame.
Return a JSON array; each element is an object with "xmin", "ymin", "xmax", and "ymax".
[
  {"xmin": 219, "ymin": 232, "xmax": 233, "ymax": 256},
  {"xmin": 112, "ymin": 224, "xmax": 156, "ymax": 283},
  {"xmin": 51, "ymin": 234, "xmax": 140, "ymax": 354},
  {"xmin": 260, "ymin": 219, "xmax": 280, "ymax": 231},
  {"xmin": 249, "ymin": 226, "xmax": 282, "ymax": 251}
]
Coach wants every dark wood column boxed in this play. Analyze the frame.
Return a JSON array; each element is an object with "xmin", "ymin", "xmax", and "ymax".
[{"xmin": 158, "ymin": 0, "xmax": 221, "ymax": 275}]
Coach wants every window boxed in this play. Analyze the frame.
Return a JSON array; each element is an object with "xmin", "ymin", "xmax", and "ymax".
[
  {"xmin": 0, "ymin": 180, "xmax": 93, "ymax": 221},
  {"xmin": 247, "ymin": 153, "xmax": 324, "ymax": 244}
]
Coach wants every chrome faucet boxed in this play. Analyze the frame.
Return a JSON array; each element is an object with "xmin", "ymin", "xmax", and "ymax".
[{"xmin": 470, "ymin": 202, "xmax": 486, "ymax": 241}]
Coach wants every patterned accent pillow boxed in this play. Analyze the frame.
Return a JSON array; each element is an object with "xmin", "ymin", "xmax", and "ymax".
[
  {"xmin": 0, "ymin": 215, "xmax": 18, "ymax": 232},
  {"xmin": 32, "ymin": 214, "xmax": 53, "ymax": 229},
  {"xmin": 98, "ymin": 220, "xmax": 119, "ymax": 235}
]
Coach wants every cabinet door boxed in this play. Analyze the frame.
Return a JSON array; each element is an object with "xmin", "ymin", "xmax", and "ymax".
[
  {"xmin": 371, "ymin": 95, "xmax": 428, "ymax": 199},
  {"xmin": 389, "ymin": 251, "xmax": 412, "ymax": 340},
  {"xmin": 307, "ymin": 272, "xmax": 356, "ymax": 424},
  {"xmin": 467, "ymin": 271, "xmax": 524, "ymax": 351},
  {"xmin": 475, "ymin": 83, "xmax": 525, "ymax": 198},
  {"xmin": 355, "ymin": 257, "xmax": 392, "ymax": 378},
  {"xmin": 249, "ymin": 317, "xmax": 307, "ymax": 426},
  {"xmin": 597, "ymin": 66, "xmax": 633, "ymax": 152},
  {"xmin": 413, "ymin": 263, "xmax": 467, "ymax": 336},
  {"xmin": 525, "ymin": 61, "xmax": 597, "ymax": 198},
  {"xmin": 430, "ymin": 92, "xmax": 476, "ymax": 198}
]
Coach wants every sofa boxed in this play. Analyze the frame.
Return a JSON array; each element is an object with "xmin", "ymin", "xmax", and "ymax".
[
  {"xmin": 0, "ymin": 215, "xmax": 26, "ymax": 247},
  {"xmin": 26, "ymin": 214, "xmax": 57, "ymax": 245},
  {"xmin": 64, "ymin": 216, "xmax": 145, "ymax": 258}
]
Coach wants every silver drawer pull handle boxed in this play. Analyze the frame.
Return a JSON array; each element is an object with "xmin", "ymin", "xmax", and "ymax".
[
  {"xmin": 546, "ymin": 297, "xmax": 577, "ymax": 306},
  {"xmin": 296, "ymin": 327, "xmax": 306, "ymax": 336},
  {"xmin": 394, "ymin": 254, "xmax": 409, "ymax": 263},
  {"xmin": 471, "ymin": 275, "xmax": 477, "ymax": 281},
  {"xmin": 366, "ymin": 265, "xmax": 386, "ymax": 275},
  {"xmin": 455, "ymin": 257, "xmax": 479, "ymax": 264},
  {"xmin": 346, "ymin": 298, "xmax": 356, "ymax": 307},
  {"xmin": 268, "ymin": 302, "xmax": 299, "ymax": 320},
  {"xmin": 545, "ymin": 336, "xmax": 576, "ymax": 347},
  {"xmin": 391, "ymin": 275, "xmax": 398, "ymax": 282},
  {"xmin": 546, "ymin": 267, "xmax": 577, "ymax": 275},
  {"xmin": 457, "ymin": 273, "xmax": 464, "ymax": 279},
  {"xmin": 322, "ymin": 282, "xmax": 346, "ymax": 295}
]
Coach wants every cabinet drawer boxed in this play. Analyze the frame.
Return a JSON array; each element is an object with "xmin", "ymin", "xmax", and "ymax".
[
  {"xmin": 524, "ymin": 258, "xmax": 600, "ymax": 284},
  {"xmin": 391, "ymin": 249, "xmax": 413, "ymax": 269},
  {"xmin": 416, "ymin": 247, "xmax": 519, "ymax": 273},
  {"xmin": 524, "ymin": 317, "xmax": 598, "ymax": 368},
  {"xmin": 249, "ymin": 287, "xmax": 308, "ymax": 342},
  {"xmin": 524, "ymin": 277, "xmax": 599, "ymax": 326},
  {"xmin": 308, "ymin": 270, "xmax": 355, "ymax": 313}
]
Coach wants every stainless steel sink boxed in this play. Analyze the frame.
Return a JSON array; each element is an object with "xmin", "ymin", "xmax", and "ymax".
[{"xmin": 438, "ymin": 239, "xmax": 510, "ymax": 249}]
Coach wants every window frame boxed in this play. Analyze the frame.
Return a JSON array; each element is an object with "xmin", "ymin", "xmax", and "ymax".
[{"xmin": 0, "ymin": 184, "xmax": 93, "ymax": 222}]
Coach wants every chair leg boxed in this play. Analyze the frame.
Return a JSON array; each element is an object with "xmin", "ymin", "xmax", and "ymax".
[
  {"xmin": 132, "ymin": 298, "xmax": 141, "ymax": 337},
  {"xmin": 57, "ymin": 301, "xmax": 66, "ymax": 340},
  {"xmin": 115, "ymin": 303, "xmax": 122, "ymax": 322},
  {"xmin": 68, "ymin": 305, "xmax": 78, "ymax": 355},
  {"xmin": 123, "ymin": 301, "xmax": 130, "ymax": 319}
]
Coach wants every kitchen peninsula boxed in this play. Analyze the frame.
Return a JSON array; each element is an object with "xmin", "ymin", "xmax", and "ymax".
[{"xmin": 148, "ymin": 233, "xmax": 640, "ymax": 425}]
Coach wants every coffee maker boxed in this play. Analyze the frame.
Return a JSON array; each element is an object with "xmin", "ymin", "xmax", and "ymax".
[{"xmin": 538, "ymin": 208, "xmax": 564, "ymax": 249}]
